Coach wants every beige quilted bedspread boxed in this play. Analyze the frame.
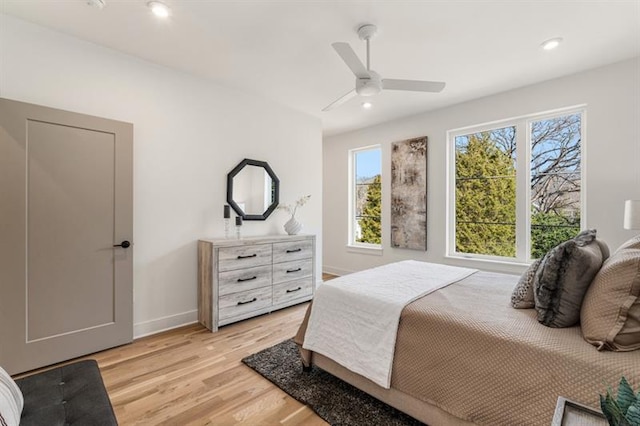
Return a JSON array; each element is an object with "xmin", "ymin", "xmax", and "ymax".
[{"xmin": 297, "ymin": 271, "xmax": 640, "ymax": 425}]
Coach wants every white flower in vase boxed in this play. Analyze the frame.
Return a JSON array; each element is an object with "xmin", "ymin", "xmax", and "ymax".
[{"xmin": 278, "ymin": 195, "xmax": 311, "ymax": 235}]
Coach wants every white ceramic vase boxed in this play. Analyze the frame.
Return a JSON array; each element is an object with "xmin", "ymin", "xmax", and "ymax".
[{"xmin": 284, "ymin": 215, "xmax": 303, "ymax": 235}]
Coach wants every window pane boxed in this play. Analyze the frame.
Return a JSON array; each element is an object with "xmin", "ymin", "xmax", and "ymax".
[
  {"xmin": 530, "ymin": 114, "xmax": 581, "ymax": 258},
  {"xmin": 455, "ymin": 126, "xmax": 516, "ymax": 257},
  {"xmin": 354, "ymin": 149, "xmax": 381, "ymax": 245}
]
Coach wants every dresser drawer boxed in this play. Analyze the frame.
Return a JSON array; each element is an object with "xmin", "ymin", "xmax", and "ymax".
[
  {"xmin": 219, "ymin": 286, "xmax": 272, "ymax": 321},
  {"xmin": 272, "ymin": 239, "xmax": 313, "ymax": 263},
  {"xmin": 219, "ymin": 265, "xmax": 272, "ymax": 296},
  {"xmin": 273, "ymin": 277, "xmax": 313, "ymax": 306},
  {"xmin": 273, "ymin": 259, "xmax": 312, "ymax": 284},
  {"xmin": 218, "ymin": 244, "xmax": 272, "ymax": 271}
]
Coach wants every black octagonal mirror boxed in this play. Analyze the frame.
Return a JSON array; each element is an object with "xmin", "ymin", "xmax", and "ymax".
[{"xmin": 226, "ymin": 159, "xmax": 279, "ymax": 220}]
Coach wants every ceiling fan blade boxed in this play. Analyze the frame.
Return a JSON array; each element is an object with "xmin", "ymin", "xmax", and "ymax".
[
  {"xmin": 322, "ymin": 89, "xmax": 357, "ymax": 112},
  {"xmin": 383, "ymin": 79, "xmax": 446, "ymax": 93},
  {"xmin": 332, "ymin": 42, "xmax": 370, "ymax": 79}
]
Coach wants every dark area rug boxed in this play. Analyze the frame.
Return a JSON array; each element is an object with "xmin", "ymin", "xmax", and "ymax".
[{"xmin": 242, "ymin": 339, "xmax": 425, "ymax": 426}]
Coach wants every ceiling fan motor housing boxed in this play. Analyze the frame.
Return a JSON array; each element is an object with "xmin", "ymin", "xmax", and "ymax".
[{"xmin": 356, "ymin": 70, "xmax": 382, "ymax": 96}]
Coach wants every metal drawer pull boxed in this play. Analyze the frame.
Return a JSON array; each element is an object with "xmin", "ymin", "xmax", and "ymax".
[
  {"xmin": 237, "ymin": 254, "xmax": 257, "ymax": 259},
  {"xmin": 237, "ymin": 298, "xmax": 257, "ymax": 305},
  {"xmin": 286, "ymin": 248, "xmax": 302, "ymax": 253},
  {"xmin": 286, "ymin": 287, "xmax": 302, "ymax": 293},
  {"xmin": 237, "ymin": 276, "xmax": 257, "ymax": 282},
  {"xmin": 286, "ymin": 268, "xmax": 302, "ymax": 273}
]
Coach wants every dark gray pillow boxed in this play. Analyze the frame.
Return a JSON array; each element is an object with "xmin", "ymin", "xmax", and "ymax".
[
  {"xmin": 534, "ymin": 229, "xmax": 606, "ymax": 327},
  {"xmin": 511, "ymin": 258, "xmax": 542, "ymax": 309},
  {"xmin": 595, "ymin": 238, "xmax": 610, "ymax": 261}
]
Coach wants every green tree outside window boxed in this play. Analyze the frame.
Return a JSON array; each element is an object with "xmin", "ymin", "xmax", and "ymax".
[{"xmin": 358, "ymin": 175, "xmax": 381, "ymax": 244}]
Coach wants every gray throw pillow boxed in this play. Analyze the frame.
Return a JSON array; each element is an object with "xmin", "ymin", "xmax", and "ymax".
[
  {"xmin": 511, "ymin": 258, "xmax": 542, "ymax": 309},
  {"xmin": 533, "ymin": 229, "xmax": 606, "ymax": 328},
  {"xmin": 594, "ymin": 238, "xmax": 610, "ymax": 261}
]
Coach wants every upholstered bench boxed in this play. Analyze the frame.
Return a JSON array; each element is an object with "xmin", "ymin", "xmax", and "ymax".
[{"xmin": 1, "ymin": 359, "xmax": 117, "ymax": 426}]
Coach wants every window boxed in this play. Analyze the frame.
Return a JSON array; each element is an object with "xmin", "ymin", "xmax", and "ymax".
[
  {"xmin": 449, "ymin": 108, "xmax": 584, "ymax": 262},
  {"xmin": 350, "ymin": 146, "xmax": 382, "ymax": 247}
]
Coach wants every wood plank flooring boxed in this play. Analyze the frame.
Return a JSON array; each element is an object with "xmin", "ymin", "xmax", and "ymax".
[
  {"xmin": 21, "ymin": 273, "xmax": 339, "ymax": 425},
  {"xmin": 102, "ymin": 304, "xmax": 325, "ymax": 425}
]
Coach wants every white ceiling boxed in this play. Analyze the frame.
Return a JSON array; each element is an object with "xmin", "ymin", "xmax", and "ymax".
[{"xmin": 2, "ymin": 1, "xmax": 639, "ymax": 136}]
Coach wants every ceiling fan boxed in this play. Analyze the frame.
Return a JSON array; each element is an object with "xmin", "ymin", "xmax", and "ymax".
[{"xmin": 323, "ymin": 24, "xmax": 446, "ymax": 112}]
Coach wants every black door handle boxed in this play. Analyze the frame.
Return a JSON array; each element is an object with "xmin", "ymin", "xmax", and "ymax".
[
  {"xmin": 114, "ymin": 240, "xmax": 131, "ymax": 248},
  {"xmin": 237, "ymin": 298, "xmax": 257, "ymax": 306}
]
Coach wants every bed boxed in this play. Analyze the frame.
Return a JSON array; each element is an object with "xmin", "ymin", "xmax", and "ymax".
[{"xmin": 294, "ymin": 264, "xmax": 640, "ymax": 426}]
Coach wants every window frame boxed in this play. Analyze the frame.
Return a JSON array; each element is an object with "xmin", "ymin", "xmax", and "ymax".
[
  {"xmin": 446, "ymin": 106, "xmax": 586, "ymax": 264},
  {"xmin": 348, "ymin": 145, "xmax": 382, "ymax": 251}
]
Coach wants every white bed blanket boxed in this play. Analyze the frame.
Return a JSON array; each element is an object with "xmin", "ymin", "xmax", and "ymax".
[{"xmin": 302, "ymin": 260, "xmax": 477, "ymax": 388}]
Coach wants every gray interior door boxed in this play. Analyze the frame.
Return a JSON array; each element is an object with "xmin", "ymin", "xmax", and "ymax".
[{"xmin": 0, "ymin": 98, "xmax": 133, "ymax": 374}]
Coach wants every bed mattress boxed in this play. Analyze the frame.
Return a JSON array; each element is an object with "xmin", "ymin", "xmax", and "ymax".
[{"xmin": 296, "ymin": 270, "xmax": 640, "ymax": 425}]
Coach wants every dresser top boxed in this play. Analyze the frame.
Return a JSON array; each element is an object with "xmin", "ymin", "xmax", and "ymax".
[{"xmin": 199, "ymin": 234, "xmax": 314, "ymax": 247}]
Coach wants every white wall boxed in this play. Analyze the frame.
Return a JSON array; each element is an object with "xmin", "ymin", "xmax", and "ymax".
[
  {"xmin": 0, "ymin": 14, "xmax": 323, "ymax": 337},
  {"xmin": 324, "ymin": 58, "xmax": 640, "ymax": 276}
]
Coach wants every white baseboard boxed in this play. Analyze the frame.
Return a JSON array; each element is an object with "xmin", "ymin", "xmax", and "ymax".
[
  {"xmin": 322, "ymin": 266, "xmax": 352, "ymax": 276},
  {"xmin": 133, "ymin": 309, "xmax": 198, "ymax": 339}
]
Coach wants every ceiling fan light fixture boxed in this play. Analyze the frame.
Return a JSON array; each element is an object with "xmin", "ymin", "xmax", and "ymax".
[
  {"xmin": 356, "ymin": 84, "xmax": 381, "ymax": 97},
  {"xmin": 541, "ymin": 37, "xmax": 563, "ymax": 50},
  {"xmin": 148, "ymin": 1, "xmax": 170, "ymax": 18},
  {"xmin": 86, "ymin": 0, "xmax": 106, "ymax": 9},
  {"xmin": 355, "ymin": 70, "xmax": 382, "ymax": 96}
]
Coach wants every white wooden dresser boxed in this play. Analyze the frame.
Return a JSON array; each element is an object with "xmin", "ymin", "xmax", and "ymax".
[{"xmin": 198, "ymin": 234, "xmax": 315, "ymax": 332}]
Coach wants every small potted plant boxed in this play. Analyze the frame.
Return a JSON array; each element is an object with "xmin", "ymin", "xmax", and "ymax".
[{"xmin": 600, "ymin": 377, "xmax": 640, "ymax": 426}]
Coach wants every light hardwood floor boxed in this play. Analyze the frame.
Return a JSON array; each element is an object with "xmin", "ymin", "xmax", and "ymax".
[{"xmin": 20, "ymin": 274, "xmax": 338, "ymax": 425}]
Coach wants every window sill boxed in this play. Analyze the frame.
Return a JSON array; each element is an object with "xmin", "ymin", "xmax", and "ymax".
[
  {"xmin": 445, "ymin": 254, "xmax": 530, "ymax": 273},
  {"xmin": 346, "ymin": 244, "xmax": 383, "ymax": 256}
]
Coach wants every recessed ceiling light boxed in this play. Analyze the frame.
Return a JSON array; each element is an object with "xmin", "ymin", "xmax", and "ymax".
[
  {"xmin": 148, "ymin": 1, "xmax": 170, "ymax": 18},
  {"xmin": 541, "ymin": 37, "xmax": 563, "ymax": 51},
  {"xmin": 362, "ymin": 102, "xmax": 373, "ymax": 109}
]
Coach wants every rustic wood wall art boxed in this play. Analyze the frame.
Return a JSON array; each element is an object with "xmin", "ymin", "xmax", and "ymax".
[{"xmin": 390, "ymin": 136, "xmax": 427, "ymax": 250}]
